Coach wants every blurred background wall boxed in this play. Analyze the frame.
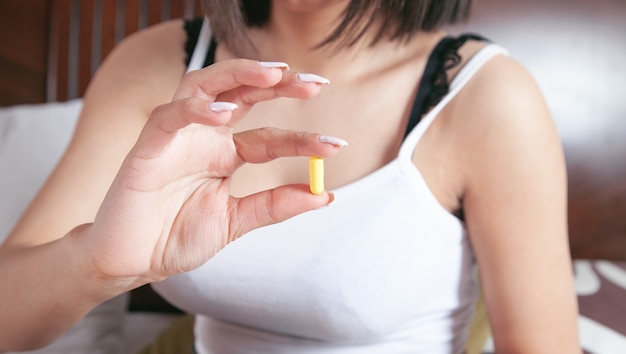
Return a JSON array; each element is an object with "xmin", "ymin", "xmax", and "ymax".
[{"xmin": 448, "ymin": 0, "xmax": 626, "ymax": 260}]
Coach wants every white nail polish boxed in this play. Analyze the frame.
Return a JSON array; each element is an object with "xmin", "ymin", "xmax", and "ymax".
[
  {"xmin": 297, "ymin": 73, "xmax": 330, "ymax": 84},
  {"xmin": 209, "ymin": 102, "xmax": 238, "ymax": 112},
  {"xmin": 258, "ymin": 61, "xmax": 290, "ymax": 70},
  {"xmin": 318, "ymin": 135, "xmax": 348, "ymax": 147}
]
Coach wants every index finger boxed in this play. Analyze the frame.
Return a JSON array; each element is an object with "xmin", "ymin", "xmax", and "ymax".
[
  {"xmin": 233, "ymin": 127, "xmax": 349, "ymax": 165},
  {"xmin": 173, "ymin": 60, "xmax": 288, "ymax": 101}
]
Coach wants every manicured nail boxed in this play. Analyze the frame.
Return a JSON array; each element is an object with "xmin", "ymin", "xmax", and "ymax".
[
  {"xmin": 209, "ymin": 102, "xmax": 238, "ymax": 112},
  {"xmin": 297, "ymin": 73, "xmax": 330, "ymax": 84},
  {"xmin": 258, "ymin": 61, "xmax": 289, "ymax": 70},
  {"xmin": 318, "ymin": 135, "xmax": 348, "ymax": 147},
  {"xmin": 317, "ymin": 193, "xmax": 335, "ymax": 209}
]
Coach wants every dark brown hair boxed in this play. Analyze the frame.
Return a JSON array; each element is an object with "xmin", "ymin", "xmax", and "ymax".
[{"xmin": 202, "ymin": 0, "xmax": 472, "ymax": 57}]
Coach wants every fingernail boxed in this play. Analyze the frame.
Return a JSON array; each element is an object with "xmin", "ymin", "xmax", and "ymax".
[
  {"xmin": 317, "ymin": 193, "xmax": 335, "ymax": 209},
  {"xmin": 297, "ymin": 73, "xmax": 330, "ymax": 84},
  {"xmin": 258, "ymin": 61, "xmax": 289, "ymax": 70},
  {"xmin": 209, "ymin": 102, "xmax": 238, "ymax": 112},
  {"xmin": 318, "ymin": 135, "xmax": 348, "ymax": 147}
]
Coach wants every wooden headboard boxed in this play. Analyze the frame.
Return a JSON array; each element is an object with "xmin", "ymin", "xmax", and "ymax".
[
  {"xmin": 48, "ymin": 0, "xmax": 203, "ymax": 101},
  {"xmin": 0, "ymin": 0, "xmax": 624, "ymax": 260},
  {"xmin": 0, "ymin": 0, "xmax": 203, "ymax": 106}
]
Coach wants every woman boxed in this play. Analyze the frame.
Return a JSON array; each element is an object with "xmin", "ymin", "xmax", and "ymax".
[{"xmin": 0, "ymin": 0, "xmax": 580, "ymax": 352}]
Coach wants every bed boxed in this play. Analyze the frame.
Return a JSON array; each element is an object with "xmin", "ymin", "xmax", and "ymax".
[{"xmin": 1, "ymin": 0, "xmax": 625, "ymax": 353}]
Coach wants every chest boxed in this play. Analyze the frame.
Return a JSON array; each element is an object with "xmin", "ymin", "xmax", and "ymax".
[
  {"xmin": 230, "ymin": 72, "xmax": 421, "ymax": 197},
  {"xmin": 161, "ymin": 175, "xmax": 474, "ymax": 342}
]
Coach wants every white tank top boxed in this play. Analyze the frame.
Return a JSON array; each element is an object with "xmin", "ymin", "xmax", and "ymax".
[{"xmin": 153, "ymin": 19, "xmax": 508, "ymax": 354}]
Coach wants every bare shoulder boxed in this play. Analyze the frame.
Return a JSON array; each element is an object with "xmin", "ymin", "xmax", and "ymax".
[
  {"xmin": 84, "ymin": 19, "xmax": 189, "ymax": 115},
  {"xmin": 451, "ymin": 51, "xmax": 568, "ymax": 233},
  {"xmin": 70, "ymin": 18, "xmax": 190, "ymax": 164},
  {"xmin": 450, "ymin": 52, "xmax": 564, "ymax": 189},
  {"xmin": 457, "ymin": 52, "xmax": 554, "ymax": 138}
]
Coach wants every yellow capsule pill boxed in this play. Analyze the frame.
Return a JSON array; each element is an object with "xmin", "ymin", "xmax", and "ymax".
[{"xmin": 309, "ymin": 156, "xmax": 324, "ymax": 195}]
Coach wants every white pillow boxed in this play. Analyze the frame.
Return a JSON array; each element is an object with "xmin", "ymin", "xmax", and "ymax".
[
  {"xmin": 0, "ymin": 100, "xmax": 81, "ymax": 240},
  {"xmin": 0, "ymin": 100, "xmax": 128, "ymax": 354}
]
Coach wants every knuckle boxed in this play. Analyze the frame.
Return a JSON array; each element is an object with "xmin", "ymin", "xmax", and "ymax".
[
  {"xmin": 256, "ymin": 127, "xmax": 281, "ymax": 159},
  {"xmin": 256, "ymin": 127, "xmax": 278, "ymax": 141},
  {"xmin": 294, "ymin": 132, "xmax": 308, "ymax": 156},
  {"xmin": 179, "ymin": 97, "xmax": 197, "ymax": 113},
  {"xmin": 149, "ymin": 103, "xmax": 168, "ymax": 119},
  {"xmin": 181, "ymin": 71, "xmax": 201, "ymax": 91},
  {"xmin": 265, "ymin": 189, "xmax": 279, "ymax": 223}
]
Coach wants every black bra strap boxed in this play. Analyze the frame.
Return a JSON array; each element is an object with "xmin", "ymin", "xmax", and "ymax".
[{"xmin": 403, "ymin": 33, "xmax": 487, "ymax": 139}]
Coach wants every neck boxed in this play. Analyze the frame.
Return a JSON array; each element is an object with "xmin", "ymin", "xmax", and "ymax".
[
  {"xmin": 219, "ymin": 2, "xmax": 444, "ymax": 82},
  {"xmin": 248, "ymin": 2, "xmax": 355, "ymax": 73}
]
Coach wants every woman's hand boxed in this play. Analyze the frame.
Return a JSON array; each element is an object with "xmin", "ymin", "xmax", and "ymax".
[{"xmin": 84, "ymin": 59, "xmax": 340, "ymax": 285}]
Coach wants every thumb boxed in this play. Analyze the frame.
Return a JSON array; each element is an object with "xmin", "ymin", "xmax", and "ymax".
[{"xmin": 229, "ymin": 184, "xmax": 334, "ymax": 238}]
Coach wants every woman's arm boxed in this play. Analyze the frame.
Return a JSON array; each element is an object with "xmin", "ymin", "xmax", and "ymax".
[
  {"xmin": 459, "ymin": 55, "xmax": 581, "ymax": 353},
  {"xmin": 0, "ymin": 20, "xmax": 339, "ymax": 351},
  {"xmin": 0, "ymin": 21, "xmax": 187, "ymax": 350}
]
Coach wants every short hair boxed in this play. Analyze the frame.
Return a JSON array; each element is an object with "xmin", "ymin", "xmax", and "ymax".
[{"xmin": 202, "ymin": 0, "xmax": 472, "ymax": 57}]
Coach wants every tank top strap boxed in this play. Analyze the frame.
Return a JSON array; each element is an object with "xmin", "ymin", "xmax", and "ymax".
[
  {"xmin": 399, "ymin": 43, "xmax": 509, "ymax": 159},
  {"xmin": 186, "ymin": 17, "xmax": 213, "ymax": 73}
]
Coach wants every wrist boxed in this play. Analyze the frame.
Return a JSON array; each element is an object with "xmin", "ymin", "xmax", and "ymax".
[{"xmin": 66, "ymin": 223, "xmax": 148, "ymax": 297}]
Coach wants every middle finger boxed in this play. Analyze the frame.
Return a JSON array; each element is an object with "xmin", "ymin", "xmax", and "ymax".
[{"xmin": 218, "ymin": 71, "xmax": 330, "ymax": 109}]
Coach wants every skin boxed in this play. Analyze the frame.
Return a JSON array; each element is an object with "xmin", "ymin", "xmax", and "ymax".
[{"xmin": 0, "ymin": 0, "xmax": 581, "ymax": 352}]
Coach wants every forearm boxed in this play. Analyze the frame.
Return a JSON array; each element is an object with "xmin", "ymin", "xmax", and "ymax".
[{"xmin": 0, "ymin": 224, "xmax": 137, "ymax": 352}]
